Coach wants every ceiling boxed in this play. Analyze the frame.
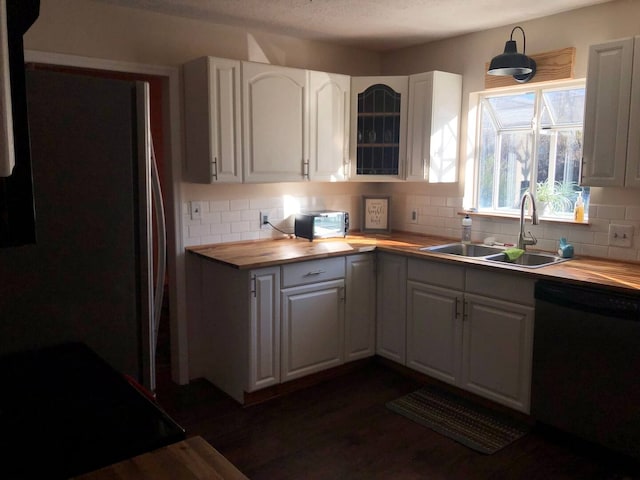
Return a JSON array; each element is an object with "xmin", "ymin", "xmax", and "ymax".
[{"xmin": 93, "ymin": 0, "xmax": 613, "ymax": 52}]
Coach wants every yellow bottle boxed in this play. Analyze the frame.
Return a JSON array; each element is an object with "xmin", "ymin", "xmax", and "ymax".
[{"xmin": 574, "ymin": 191, "xmax": 584, "ymax": 223}]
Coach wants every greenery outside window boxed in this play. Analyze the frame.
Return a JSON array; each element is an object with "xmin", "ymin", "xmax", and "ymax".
[{"xmin": 474, "ymin": 80, "xmax": 588, "ymax": 220}]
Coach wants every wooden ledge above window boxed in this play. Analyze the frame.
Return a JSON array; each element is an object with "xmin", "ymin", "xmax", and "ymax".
[{"xmin": 484, "ymin": 47, "xmax": 576, "ymax": 89}]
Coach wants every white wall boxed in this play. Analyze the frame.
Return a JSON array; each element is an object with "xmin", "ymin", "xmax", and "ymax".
[{"xmin": 381, "ymin": 0, "xmax": 640, "ymax": 261}]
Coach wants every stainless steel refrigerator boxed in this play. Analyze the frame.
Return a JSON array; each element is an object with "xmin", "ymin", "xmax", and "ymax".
[{"xmin": 0, "ymin": 69, "xmax": 166, "ymax": 390}]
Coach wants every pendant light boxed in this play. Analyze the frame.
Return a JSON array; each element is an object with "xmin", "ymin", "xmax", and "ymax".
[{"xmin": 488, "ymin": 26, "xmax": 536, "ymax": 83}]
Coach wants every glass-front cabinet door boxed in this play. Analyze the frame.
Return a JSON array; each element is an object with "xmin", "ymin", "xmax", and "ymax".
[{"xmin": 350, "ymin": 76, "xmax": 408, "ymax": 180}]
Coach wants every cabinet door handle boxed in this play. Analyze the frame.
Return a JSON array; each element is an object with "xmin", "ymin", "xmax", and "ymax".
[
  {"xmin": 462, "ymin": 299, "xmax": 468, "ymax": 321},
  {"xmin": 454, "ymin": 297, "xmax": 460, "ymax": 318},
  {"xmin": 340, "ymin": 286, "xmax": 346, "ymax": 303},
  {"xmin": 211, "ymin": 157, "xmax": 218, "ymax": 181},
  {"xmin": 302, "ymin": 159, "xmax": 310, "ymax": 180},
  {"xmin": 303, "ymin": 270, "xmax": 325, "ymax": 277},
  {"xmin": 250, "ymin": 275, "xmax": 256, "ymax": 297}
]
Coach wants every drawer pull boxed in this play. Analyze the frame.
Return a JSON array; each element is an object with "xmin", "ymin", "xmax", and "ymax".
[{"xmin": 303, "ymin": 270, "xmax": 326, "ymax": 277}]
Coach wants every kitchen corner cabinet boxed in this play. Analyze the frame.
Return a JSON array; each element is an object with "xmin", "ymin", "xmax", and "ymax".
[
  {"xmin": 350, "ymin": 76, "xmax": 409, "ymax": 180},
  {"xmin": 281, "ymin": 258, "xmax": 346, "ymax": 381},
  {"xmin": 375, "ymin": 252, "xmax": 407, "ymax": 363},
  {"xmin": 406, "ymin": 71, "xmax": 462, "ymax": 182},
  {"xmin": 183, "ymin": 57, "xmax": 242, "ymax": 183},
  {"xmin": 308, "ymin": 71, "xmax": 350, "ymax": 181},
  {"xmin": 345, "ymin": 254, "xmax": 376, "ymax": 361},
  {"xmin": 582, "ymin": 36, "xmax": 640, "ymax": 187},
  {"xmin": 242, "ymin": 62, "xmax": 308, "ymax": 183}
]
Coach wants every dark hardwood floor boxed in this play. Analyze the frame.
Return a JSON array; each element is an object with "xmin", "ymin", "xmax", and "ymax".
[{"xmin": 154, "ymin": 360, "xmax": 640, "ymax": 480}]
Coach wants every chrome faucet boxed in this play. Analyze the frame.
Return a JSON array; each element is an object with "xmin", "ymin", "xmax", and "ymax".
[{"xmin": 518, "ymin": 191, "xmax": 539, "ymax": 251}]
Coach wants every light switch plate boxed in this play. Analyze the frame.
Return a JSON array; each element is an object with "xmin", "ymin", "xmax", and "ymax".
[
  {"xmin": 608, "ymin": 224, "xmax": 633, "ymax": 247},
  {"xmin": 190, "ymin": 201, "xmax": 202, "ymax": 220},
  {"xmin": 409, "ymin": 209, "xmax": 418, "ymax": 224}
]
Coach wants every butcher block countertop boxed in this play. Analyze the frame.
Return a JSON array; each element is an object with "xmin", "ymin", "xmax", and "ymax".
[{"xmin": 187, "ymin": 232, "xmax": 640, "ymax": 293}]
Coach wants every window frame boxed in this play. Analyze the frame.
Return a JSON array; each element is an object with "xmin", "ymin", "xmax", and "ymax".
[{"xmin": 465, "ymin": 79, "xmax": 586, "ymax": 221}]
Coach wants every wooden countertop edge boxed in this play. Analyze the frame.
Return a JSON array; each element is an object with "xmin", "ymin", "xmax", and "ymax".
[{"xmin": 186, "ymin": 233, "xmax": 640, "ymax": 293}]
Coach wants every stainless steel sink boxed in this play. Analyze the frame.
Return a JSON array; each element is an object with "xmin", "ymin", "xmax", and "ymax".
[
  {"xmin": 484, "ymin": 251, "xmax": 569, "ymax": 268},
  {"xmin": 420, "ymin": 243, "xmax": 506, "ymax": 257}
]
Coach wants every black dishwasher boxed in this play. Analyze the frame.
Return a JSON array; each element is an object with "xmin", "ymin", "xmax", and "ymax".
[{"xmin": 532, "ymin": 280, "xmax": 640, "ymax": 459}]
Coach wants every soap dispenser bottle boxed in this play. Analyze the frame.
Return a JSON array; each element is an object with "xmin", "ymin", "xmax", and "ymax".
[
  {"xmin": 461, "ymin": 214, "xmax": 472, "ymax": 244},
  {"xmin": 574, "ymin": 191, "xmax": 584, "ymax": 222}
]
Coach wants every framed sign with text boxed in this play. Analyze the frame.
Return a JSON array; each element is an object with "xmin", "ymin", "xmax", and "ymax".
[{"xmin": 362, "ymin": 195, "xmax": 390, "ymax": 233}]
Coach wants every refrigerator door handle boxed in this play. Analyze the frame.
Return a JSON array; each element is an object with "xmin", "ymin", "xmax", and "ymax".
[{"xmin": 150, "ymin": 137, "xmax": 166, "ymax": 357}]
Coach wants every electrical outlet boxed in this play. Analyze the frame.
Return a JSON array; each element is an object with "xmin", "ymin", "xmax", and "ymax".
[
  {"xmin": 260, "ymin": 211, "xmax": 269, "ymax": 228},
  {"xmin": 409, "ymin": 209, "xmax": 418, "ymax": 224},
  {"xmin": 609, "ymin": 224, "xmax": 633, "ymax": 247},
  {"xmin": 189, "ymin": 201, "xmax": 202, "ymax": 220}
]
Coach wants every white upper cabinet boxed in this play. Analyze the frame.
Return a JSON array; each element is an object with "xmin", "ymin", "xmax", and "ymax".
[
  {"xmin": 626, "ymin": 37, "xmax": 640, "ymax": 187},
  {"xmin": 350, "ymin": 76, "xmax": 409, "ymax": 181},
  {"xmin": 242, "ymin": 62, "xmax": 308, "ymax": 183},
  {"xmin": 183, "ymin": 57, "xmax": 242, "ymax": 183},
  {"xmin": 308, "ymin": 71, "xmax": 350, "ymax": 181},
  {"xmin": 582, "ymin": 37, "xmax": 640, "ymax": 187},
  {"xmin": 349, "ymin": 73, "xmax": 462, "ymax": 182},
  {"xmin": 406, "ymin": 71, "xmax": 462, "ymax": 183}
]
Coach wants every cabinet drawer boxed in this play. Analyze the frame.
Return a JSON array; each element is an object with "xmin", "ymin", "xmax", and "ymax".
[
  {"xmin": 282, "ymin": 257, "xmax": 345, "ymax": 287},
  {"xmin": 407, "ymin": 258, "xmax": 464, "ymax": 290}
]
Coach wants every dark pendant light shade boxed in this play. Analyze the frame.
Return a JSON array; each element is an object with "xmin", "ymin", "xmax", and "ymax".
[{"xmin": 488, "ymin": 26, "xmax": 536, "ymax": 83}]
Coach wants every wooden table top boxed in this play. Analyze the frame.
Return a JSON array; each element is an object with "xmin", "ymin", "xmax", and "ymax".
[
  {"xmin": 187, "ymin": 232, "xmax": 640, "ymax": 294},
  {"xmin": 72, "ymin": 436, "xmax": 248, "ymax": 480}
]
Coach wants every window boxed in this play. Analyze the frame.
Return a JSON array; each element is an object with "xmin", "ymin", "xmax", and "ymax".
[{"xmin": 474, "ymin": 81, "xmax": 588, "ymax": 220}]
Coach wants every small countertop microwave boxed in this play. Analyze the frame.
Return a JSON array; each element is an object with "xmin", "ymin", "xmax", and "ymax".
[{"xmin": 294, "ymin": 211, "xmax": 349, "ymax": 241}]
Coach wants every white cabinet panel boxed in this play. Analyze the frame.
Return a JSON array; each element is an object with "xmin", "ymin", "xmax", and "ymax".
[
  {"xmin": 462, "ymin": 294, "xmax": 534, "ymax": 413},
  {"xmin": 626, "ymin": 37, "xmax": 640, "ymax": 187},
  {"xmin": 376, "ymin": 253, "xmax": 407, "ymax": 363},
  {"xmin": 406, "ymin": 71, "xmax": 462, "ymax": 182},
  {"xmin": 282, "ymin": 256, "xmax": 345, "ymax": 288},
  {"xmin": 582, "ymin": 37, "xmax": 634, "ymax": 187},
  {"xmin": 242, "ymin": 62, "xmax": 307, "ymax": 183},
  {"xmin": 249, "ymin": 267, "xmax": 281, "ymax": 391},
  {"xmin": 309, "ymin": 71, "xmax": 350, "ymax": 181},
  {"xmin": 281, "ymin": 279, "xmax": 345, "ymax": 381},
  {"xmin": 183, "ymin": 57, "xmax": 242, "ymax": 183},
  {"xmin": 407, "ymin": 281, "xmax": 462, "ymax": 385},
  {"xmin": 345, "ymin": 254, "xmax": 376, "ymax": 361}
]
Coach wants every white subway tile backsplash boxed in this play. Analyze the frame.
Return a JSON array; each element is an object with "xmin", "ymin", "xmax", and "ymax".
[
  {"xmin": 210, "ymin": 223, "xmax": 231, "ymax": 235},
  {"xmin": 210, "ymin": 200, "xmax": 230, "ymax": 212},
  {"xmin": 189, "ymin": 223, "xmax": 211, "ymax": 237},
  {"xmin": 230, "ymin": 199, "xmax": 250, "ymax": 211},
  {"xmin": 596, "ymin": 205, "xmax": 626, "ymax": 220},
  {"xmin": 184, "ymin": 191, "xmax": 640, "ymax": 261},
  {"xmin": 231, "ymin": 221, "xmax": 251, "ymax": 233},
  {"xmin": 201, "ymin": 211, "xmax": 221, "ymax": 224},
  {"xmin": 220, "ymin": 211, "xmax": 242, "ymax": 223}
]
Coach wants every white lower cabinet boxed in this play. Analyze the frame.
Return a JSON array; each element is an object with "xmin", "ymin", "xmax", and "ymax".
[
  {"xmin": 406, "ymin": 259, "xmax": 464, "ymax": 384},
  {"xmin": 463, "ymin": 269, "xmax": 534, "ymax": 413},
  {"xmin": 406, "ymin": 258, "xmax": 535, "ymax": 413},
  {"xmin": 407, "ymin": 282, "xmax": 462, "ymax": 384},
  {"xmin": 194, "ymin": 250, "xmax": 533, "ymax": 411},
  {"xmin": 345, "ymin": 254, "xmax": 376, "ymax": 361},
  {"xmin": 281, "ymin": 279, "xmax": 345, "ymax": 381},
  {"xmin": 376, "ymin": 253, "xmax": 407, "ymax": 363}
]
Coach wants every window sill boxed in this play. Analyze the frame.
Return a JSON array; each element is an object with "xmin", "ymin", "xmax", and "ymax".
[{"xmin": 460, "ymin": 210, "xmax": 589, "ymax": 225}]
